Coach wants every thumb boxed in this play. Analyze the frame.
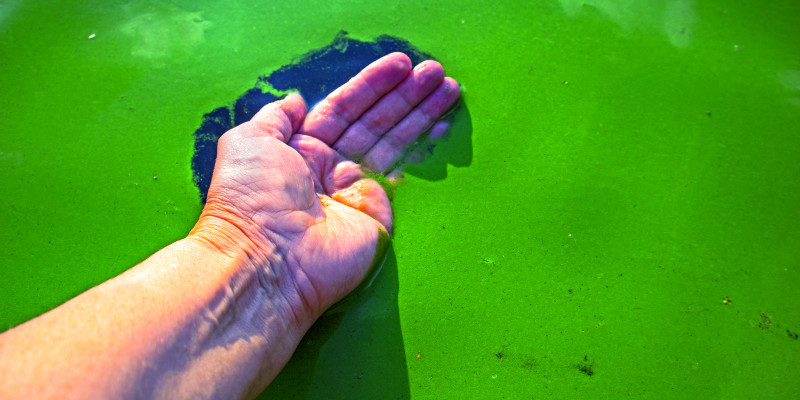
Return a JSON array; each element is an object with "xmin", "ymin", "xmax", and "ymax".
[
  {"xmin": 234, "ymin": 93, "xmax": 307, "ymax": 142},
  {"xmin": 331, "ymin": 179, "xmax": 393, "ymax": 234}
]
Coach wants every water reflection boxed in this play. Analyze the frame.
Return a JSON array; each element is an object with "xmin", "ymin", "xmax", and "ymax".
[
  {"xmin": 777, "ymin": 70, "xmax": 800, "ymax": 107},
  {"xmin": 120, "ymin": 6, "xmax": 211, "ymax": 62},
  {"xmin": 0, "ymin": 0, "xmax": 22, "ymax": 31},
  {"xmin": 558, "ymin": 0, "xmax": 697, "ymax": 48}
]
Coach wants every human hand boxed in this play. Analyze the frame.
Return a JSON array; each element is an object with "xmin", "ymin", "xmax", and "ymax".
[
  {"xmin": 190, "ymin": 52, "xmax": 460, "ymax": 326},
  {"xmin": 0, "ymin": 52, "xmax": 459, "ymax": 400}
]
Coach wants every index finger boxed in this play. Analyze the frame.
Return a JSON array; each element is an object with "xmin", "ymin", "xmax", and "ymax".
[{"xmin": 298, "ymin": 52, "xmax": 412, "ymax": 145}]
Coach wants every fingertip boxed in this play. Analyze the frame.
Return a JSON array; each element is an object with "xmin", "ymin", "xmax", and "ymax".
[
  {"xmin": 416, "ymin": 59, "xmax": 445, "ymax": 77},
  {"xmin": 366, "ymin": 52, "xmax": 412, "ymax": 85},
  {"xmin": 280, "ymin": 93, "xmax": 308, "ymax": 132},
  {"xmin": 412, "ymin": 60, "xmax": 446, "ymax": 96},
  {"xmin": 385, "ymin": 52, "xmax": 413, "ymax": 72},
  {"xmin": 425, "ymin": 77, "xmax": 461, "ymax": 117},
  {"xmin": 428, "ymin": 120, "xmax": 451, "ymax": 139},
  {"xmin": 243, "ymin": 96, "xmax": 303, "ymax": 142},
  {"xmin": 442, "ymin": 77, "xmax": 461, "ymax": 98}
]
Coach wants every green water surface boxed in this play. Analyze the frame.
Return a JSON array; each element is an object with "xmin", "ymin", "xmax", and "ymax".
[{"xmin": 1, "ymin": 0, "xmax": 799, "ymax": 398}]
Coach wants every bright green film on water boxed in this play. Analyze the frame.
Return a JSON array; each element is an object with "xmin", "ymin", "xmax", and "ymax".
[{"xmin": 1, "ymin": 0, "xmax": 799, "ymax": 398}]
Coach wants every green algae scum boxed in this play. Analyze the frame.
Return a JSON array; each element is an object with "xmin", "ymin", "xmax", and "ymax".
[{"xmin": 1, "ymin": 0, "xmax": 799, "ymax": 398}]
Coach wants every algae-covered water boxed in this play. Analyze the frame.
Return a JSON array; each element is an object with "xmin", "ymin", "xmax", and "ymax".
[{"xmin": 2, "ymin": 0, "xmax": 799, "ymax": 398}]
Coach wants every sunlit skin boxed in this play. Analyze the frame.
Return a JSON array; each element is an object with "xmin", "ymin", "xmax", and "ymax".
[{"xmin": 0, "ymin": 52, "xmax": 459, "ymax": 399}]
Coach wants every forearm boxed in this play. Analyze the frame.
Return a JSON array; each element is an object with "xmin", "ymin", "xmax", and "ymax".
[{"xmin": 0, "ymin": 222, "xmax": 312, "ymax": 399}]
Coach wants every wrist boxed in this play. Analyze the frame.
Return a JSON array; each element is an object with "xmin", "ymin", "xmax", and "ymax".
[
  {"xmin": 188, "ymin": 212, "xmax": 262, "ymax": 262},
  {"xmin": 186, "ymin": 214, "xmax": 317, "ymax": 334}
]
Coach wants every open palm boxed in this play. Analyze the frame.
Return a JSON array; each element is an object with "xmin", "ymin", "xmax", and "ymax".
[{"xmin": 196, "ymin": 53, "xmax": 460, "ymax": 321}]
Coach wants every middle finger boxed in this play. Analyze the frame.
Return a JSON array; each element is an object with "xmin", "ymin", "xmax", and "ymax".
[{"xmin": 333, "ymin": 60, "xmax": 446, "ymax": 158}]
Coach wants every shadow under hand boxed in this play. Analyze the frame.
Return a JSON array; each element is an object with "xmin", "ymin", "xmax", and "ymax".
[
  {"xmin": 400, "ymin": 99, "xmax": 472, "ymax": 181},
  {"xmin": 259, "ymin": 246, "xmax": 409, "ymax": 400}
]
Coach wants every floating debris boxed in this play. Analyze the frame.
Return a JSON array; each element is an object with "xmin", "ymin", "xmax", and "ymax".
[{"xmin": 577, "ymin": 363, "xmax": 594, "ymax": 376}]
